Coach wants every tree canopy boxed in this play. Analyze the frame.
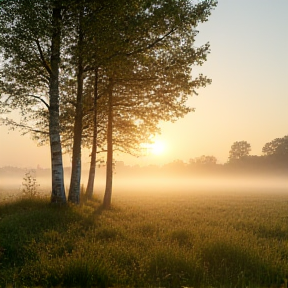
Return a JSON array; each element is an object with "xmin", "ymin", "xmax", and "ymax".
[
  {"xmin": 228, "ymin": 141, "xmax": 251, "ymax": 162},
  {"xmin": 0, "ymin": 0, "xmax": 218, "ymax": 205},
  {"xmin": 262, "ymin": 136, "xmax": 288, "ymax": 157}
]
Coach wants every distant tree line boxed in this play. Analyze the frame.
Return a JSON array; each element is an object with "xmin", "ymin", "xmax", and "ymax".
[
  {"xmin": 114, "ymin": 135, "xmax": 288, "ymax": 176},
  {"xmin": 182, "ymin": 135, "xmax": 288, "ymax": 167},
  {"xmin": 227, "ymin": 136, "xmax": 288, "ymax": 169},
  {"xmin": 1, "ymin": 135, "xmax": 286, "ymax": 180},
  {"xmin": 158, "ymin": 135, "xmax": 288, "ymax": 175}
]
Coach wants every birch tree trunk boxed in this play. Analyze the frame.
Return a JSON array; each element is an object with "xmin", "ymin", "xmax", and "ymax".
[
  {"xmin": 49, "ymin": 2, "xmax": 66, "ymax": 204},
  {"xmin": 86, "ymin": 68, "xmax": 99, "ymax": 199},
  {"xmin": 103, "ymin": 80, "xmax": 114, "ymax": 209},
  {"xmin": 68, "ymin": 11, "xmax": 84, "ymax": 204}
]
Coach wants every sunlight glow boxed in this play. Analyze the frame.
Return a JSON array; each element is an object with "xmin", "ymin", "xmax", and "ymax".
[
  {"xmin": 141, "ymin": 140, "xmax": 166, "ymax": 156},
  {"xmin": 151, "ymin": 140, "xmax": 165, "ymax": 155}
]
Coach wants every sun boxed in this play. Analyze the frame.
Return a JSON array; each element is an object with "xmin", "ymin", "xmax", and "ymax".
[
  {"xmin": 150, "ymin": 140, "xmax": 166, "ymax": 155},
  {"xmin": 141, "ymin": 139, "xmax": 167, "ymax": 156}
]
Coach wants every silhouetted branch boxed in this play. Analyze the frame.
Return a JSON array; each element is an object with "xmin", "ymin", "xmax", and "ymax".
[
  {"xmin": 35, "ymin": 39, "xmax": 52, "ymax": 76},
  {"xmin": 27, "ymin": 94, "xmax": 50, "ymax": 109}
]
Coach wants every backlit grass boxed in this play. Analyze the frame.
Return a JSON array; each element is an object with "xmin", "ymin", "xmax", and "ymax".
[{"xmin": 0, "ymin": 190, "xmax": 288, "ymax": 287}]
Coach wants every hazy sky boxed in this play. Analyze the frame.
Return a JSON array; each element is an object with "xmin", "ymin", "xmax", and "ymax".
[{"xmin": 0, "ymin": 0, "xmax": 288, "ymax": 168}]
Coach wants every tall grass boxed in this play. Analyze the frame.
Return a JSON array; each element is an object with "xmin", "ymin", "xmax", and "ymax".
[{"xmin": 0, "ymin": 191, "xmax": 287, "ymax": 287}]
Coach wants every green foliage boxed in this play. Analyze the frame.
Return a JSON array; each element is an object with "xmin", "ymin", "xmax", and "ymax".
[
  {"xmin": 147, "ymin": 247, "xmax": 203, "ymax": 288},
  {"xmin": 1, "ymin": 191, "xmax": 287, "ymax": 287},
  {"xmin": 1, "ymin": 0, "xmax": 218, "ymax": 204},
  {"xmin": 21, "ymin": 170, "xmax": 40, "ymax": 198}
]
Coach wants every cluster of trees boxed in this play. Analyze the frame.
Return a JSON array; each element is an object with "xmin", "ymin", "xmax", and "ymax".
[
  {"xmin": 134, "ymin": 135, "xmax": 288, "ymax": 176},
  {"xmin": 228, "ymin": 136, "xmax": 288, "ymax": 164},
  {"xmin": 0, "ymin": 0, "xmax": 217, "ymax": 207},
  {"xmin": 172, "ymin": 135, "xmax": 288, "ymax": 173},
  {"xmin": 182, "ymin": 135, "xmax": 288, "ymax": 167}
]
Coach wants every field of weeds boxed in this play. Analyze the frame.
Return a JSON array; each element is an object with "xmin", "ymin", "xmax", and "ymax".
[{"xmin": 0, "ymin": 188, "xmax": 288, "ymax": 288}]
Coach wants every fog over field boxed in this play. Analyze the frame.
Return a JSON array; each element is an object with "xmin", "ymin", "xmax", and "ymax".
[{"xmin": 1, "ymin": 165, "xmax": 287, "ymax": 201}]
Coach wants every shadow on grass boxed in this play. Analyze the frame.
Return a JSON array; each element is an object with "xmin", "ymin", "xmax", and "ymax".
[
  {"xmin": 0, "ymin": 197, "xmax": 286, "ymax": 288},
  {"xmin": 201, "ymin": 241, "xmax": 283, "ymax": 287},
  {"xmin": 0, "ymin": 197, "xmax": 111, "ymax": 287}
]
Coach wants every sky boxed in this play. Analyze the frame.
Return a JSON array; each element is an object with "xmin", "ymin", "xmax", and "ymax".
[{"xmin": 0, "ymin": 0, "xmax": 288, "ymax": 169}]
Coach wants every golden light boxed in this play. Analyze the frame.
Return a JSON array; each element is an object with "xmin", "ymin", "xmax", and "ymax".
[
  {"xmin": 141, "ymin": 139, "xmax": 167, "ymax": 156},
  {"xmin": 150, "ymin": 140, "xmax": 166, "ymax": 155}
]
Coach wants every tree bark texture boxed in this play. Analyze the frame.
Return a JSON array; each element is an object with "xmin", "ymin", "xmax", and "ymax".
[
  {"xmin": 86, "ymin": 68, "xmax": 99, "ymax": 199},
  {"xmin": 49, "ymin": 2, "xmax": 66, "ymax": 204},
  {"xmin": 103, "ymin": 80, "xmax": 114, "ymax": 209},
  {"xmin": 68, "ymin": 13, "xmax": 84, "ymax": 204}
]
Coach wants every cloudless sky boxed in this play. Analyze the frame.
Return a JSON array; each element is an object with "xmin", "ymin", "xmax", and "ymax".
[{"xmin": 0, "ymin": 0, "xmax": 288, "ymax": 168}]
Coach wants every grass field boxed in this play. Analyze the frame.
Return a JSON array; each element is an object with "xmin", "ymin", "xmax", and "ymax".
[{"xmin": 0, "ymin": 184, "xmax": 288, "ymax": 288}]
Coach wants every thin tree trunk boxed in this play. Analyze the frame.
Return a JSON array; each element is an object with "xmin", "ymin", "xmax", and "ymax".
[
  {"xmin": 86, "ymin": 68, "xmax": 99, "ymax": 199},
  {"xmin": 49, "ymin": 2, "xmax": 66, "ymax": 204},
  {"xmin": 68, "ymin": 11, "xmax": 84, "ymax": 204},
  {"xmin": 103, "ymin": 79, "xmax": 113, "ymax": 209}
]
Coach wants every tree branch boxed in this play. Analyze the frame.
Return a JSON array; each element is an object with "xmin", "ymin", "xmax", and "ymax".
[
  {"xmin": 35, "ymin": 39, "xmax": 52, "ymax": 76},
  {"xmin": 99, "ymin": 27, "xmax": 177, "ymax": 66},
  {"xmin": 126, "ymin": 28, "xmax": 177, "ymax": 56},
  {"xmin": 114, "ymin": 76, "xmax": 158, "ymax": 83},
  {"xmin": 27, "ymin": 94, "xmax": 50, "ymax": 109},
  {"xmin": 0, "ymin": 118, "xmax": 49, "ymax": 135}
]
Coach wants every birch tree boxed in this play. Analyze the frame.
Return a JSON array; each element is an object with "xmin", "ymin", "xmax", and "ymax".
[
  {"xmin": 0, "ymin": 0, "xmax": 217, "ymax": 207},
  {"xmin": 0, "ymin": 0, "xmax": 66, "ymax": 203}
]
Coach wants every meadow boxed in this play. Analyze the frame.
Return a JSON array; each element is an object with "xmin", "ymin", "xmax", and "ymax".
[{"xmin": 0, "ymin": 180, "xmax": 288, "ymax": 288}]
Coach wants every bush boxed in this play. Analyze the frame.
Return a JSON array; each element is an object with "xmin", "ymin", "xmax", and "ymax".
[{"xmin": 22, "ymin": 171, "xmax": 39, "ymax": 198}]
